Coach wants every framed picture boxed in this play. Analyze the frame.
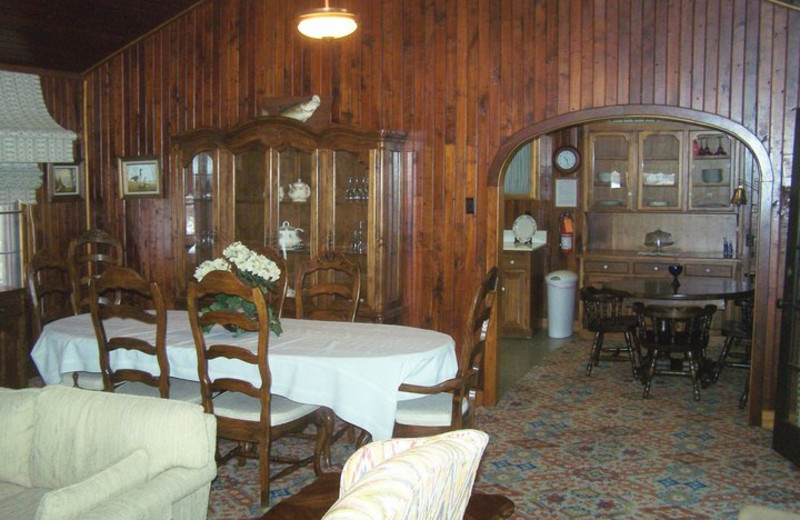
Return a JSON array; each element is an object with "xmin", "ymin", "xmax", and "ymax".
[
  {"xmin": 555, "ymin": 178, "xmax": 578, "ymax": 208},
  {"xmin": 48, "ymin": 163, "xmax": 83, "ymax": 201},
  {"xmin": 119, "ymin": 156, "xmax": 161, "ymax": 198}
]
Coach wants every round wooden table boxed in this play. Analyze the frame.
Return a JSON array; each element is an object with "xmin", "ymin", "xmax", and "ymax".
[{"xmin": 600, "ymin": 276, "xmax": 753, "ymax": 301}]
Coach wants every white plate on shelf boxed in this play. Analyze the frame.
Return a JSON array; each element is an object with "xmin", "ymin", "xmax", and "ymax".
[
  {"xmin": 648, "ymin": 200, "xmax": 670, "ymax": 207},
  {"xmin": 512, "ymin": 214, "xmax": 537, "ymax": 243},
  {"xmin": 597, "ymin": 199, "xmax": 624, "ymax": 207}
]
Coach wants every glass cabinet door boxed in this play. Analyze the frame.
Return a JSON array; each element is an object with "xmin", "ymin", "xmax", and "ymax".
[
  {"xmin": 589, "ymin": 133, "xmax": 632, "ymax": 210},
  {"xmin": 276, "ymin": 146, "xmax": 316, "ymax": 283},
  {"xmin": 233, "ymin": 149, "xmax": 267, "ymax": 250},
  {"xmin": 688, "ymin": 132, "xmax": 734, "ymax": 211},
  {"xmin": 638, "ymin": 131, "xmax": 682, "ymax": 211},
  {"xmin": 184, "ymin": 151, "xmax": 215, "ymax": 276}
]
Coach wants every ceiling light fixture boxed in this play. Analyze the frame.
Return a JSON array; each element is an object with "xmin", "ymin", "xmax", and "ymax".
[{"xmin": 296, "ymin": 0, "xmax": 358, "ymax": 40}]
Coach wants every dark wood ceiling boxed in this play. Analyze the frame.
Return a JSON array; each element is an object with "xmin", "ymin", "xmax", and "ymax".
[{"xmin": 0, "ymin": 0, "xmax": 203, "ymax": 74}]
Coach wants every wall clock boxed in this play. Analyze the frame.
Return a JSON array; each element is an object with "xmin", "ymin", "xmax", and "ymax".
[{"xmin": 553, "ymin": 145, "xmax": 581, "ymax": 175}]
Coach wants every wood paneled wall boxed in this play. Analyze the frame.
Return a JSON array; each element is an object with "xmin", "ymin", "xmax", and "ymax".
[{"xmin": 37, "ymin": 0, "xmax": 799, "ymax": 409}]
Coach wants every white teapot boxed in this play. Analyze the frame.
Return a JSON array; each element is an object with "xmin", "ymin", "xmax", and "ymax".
[
  {"xmin": 288, "ymin": 179, "xmax": 311, "ymax": 202},
  {"xmin": 278, "ymin": 221, "xmax": 304, "ymax": 250}
]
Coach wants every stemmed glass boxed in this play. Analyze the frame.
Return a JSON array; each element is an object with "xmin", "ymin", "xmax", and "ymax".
[
  {"xmin": 715, "ymin": 137, "xmax": 726, "ymax": 156},
  {"xmin": 668, "ymin": 264, "xmax": 683, "ymax": 289}
]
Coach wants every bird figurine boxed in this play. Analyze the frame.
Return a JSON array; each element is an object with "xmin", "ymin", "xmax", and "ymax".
[{"xmin": 279, "ymin": 95, "xmax": 321, "ymax": 122}]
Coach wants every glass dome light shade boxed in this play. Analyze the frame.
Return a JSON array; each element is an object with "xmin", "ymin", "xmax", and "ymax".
[{"xmin": 297, "ymin": 7, "xmax": 358, "ymax": 39}]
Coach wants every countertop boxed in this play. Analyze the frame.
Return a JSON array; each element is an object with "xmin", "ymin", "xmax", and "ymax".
[
  {"xmin": 503, "ymin": 230, "xmax": 547, "ymax": 252},
  {"xmin": 579, "ymin": 249, "xmax": 739, "ymax": 261}
]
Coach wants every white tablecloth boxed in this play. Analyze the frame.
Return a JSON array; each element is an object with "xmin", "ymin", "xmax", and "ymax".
[{"xmin": 30, "ymin": 312, "xmax": 458, "ymax": 440}]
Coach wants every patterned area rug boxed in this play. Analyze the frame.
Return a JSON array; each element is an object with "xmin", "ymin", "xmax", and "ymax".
[{"xmin": 208, "ymin": 335, "xmax": 800, "ymax": 519}]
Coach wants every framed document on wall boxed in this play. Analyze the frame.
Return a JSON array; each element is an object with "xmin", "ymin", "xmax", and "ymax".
[{"xmin": 555, "ymin": 178, "xmax": 578, "ymax": 207}]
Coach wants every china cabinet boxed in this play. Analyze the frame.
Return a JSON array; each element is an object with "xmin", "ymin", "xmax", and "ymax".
[
  {"xmin": 586, "ymin": 123, "xmax": 736, "ymax": 214},
  {"xmin": 172, "ymin": 117, "xmax": 408, "ymax": 323}
]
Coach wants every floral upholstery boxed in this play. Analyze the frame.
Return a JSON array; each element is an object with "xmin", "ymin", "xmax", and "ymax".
[{"xmin": 322, "ymin": 429, "xmax": 489, "ymax": 520}]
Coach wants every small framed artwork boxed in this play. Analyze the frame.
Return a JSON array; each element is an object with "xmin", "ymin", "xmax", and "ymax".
[
  {"xmin": 48, "ymin": 163, "xmax": 83, "ymax": 201},
  {"xmin": 555, "ymin": 178, "xmax": 578, "ymax": 208},
  {"xmin": 119, "ymin": 156, "xmax": 161, "ymax": 198}
]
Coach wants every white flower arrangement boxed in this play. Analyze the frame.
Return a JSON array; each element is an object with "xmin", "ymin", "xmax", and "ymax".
[{"xmin": 193, "ymin": 242, "xmax": 282, "ymax": 335}]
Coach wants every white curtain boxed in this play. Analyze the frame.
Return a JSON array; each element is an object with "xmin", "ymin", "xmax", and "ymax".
[{"xmin": 0, "ymin": 202, "xmax": 22, "ymax": 287}]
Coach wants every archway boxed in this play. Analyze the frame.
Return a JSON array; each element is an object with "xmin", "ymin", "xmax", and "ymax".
[{"xmin": 488, "ymin": 105, "xmax": 776, "ymax": 425}]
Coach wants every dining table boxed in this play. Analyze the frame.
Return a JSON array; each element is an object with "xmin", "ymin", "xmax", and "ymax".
[
  {"xmin": 30, "ymin": 311, "xmax": 458, "ymax": 441},
  {"xmin": 600, "ymin": 276, "xmax": 754, "ymax": 385},
  {"xmin": 600, "ymin": 276, "xmax": 754, "ymax": 302}
]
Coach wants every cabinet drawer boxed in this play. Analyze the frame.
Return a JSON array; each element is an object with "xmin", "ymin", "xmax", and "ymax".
[
  {"xmin": 502, "ymin": 254, "xmax": 530, "ymax": 270},
  {"xmin": 684, "ymin": 263, "xmax": 733, "ymax": 278},
  {"xmin": 632, "ymin": 261, "xmax": 673, "ymax": 275},
  {"xmin": 583, "ymin": 260, "xmax": 629, "ymax": 274}
]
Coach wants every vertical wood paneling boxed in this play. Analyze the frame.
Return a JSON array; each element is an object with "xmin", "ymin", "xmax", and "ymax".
[{"xmin": 35, "ymin": 0, "xmax": 800, "ymax": 407}]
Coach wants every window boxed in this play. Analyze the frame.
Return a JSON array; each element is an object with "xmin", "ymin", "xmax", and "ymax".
[{"xmin": 0, "ymin": 203, "xmax": 23, "ymax": 288}]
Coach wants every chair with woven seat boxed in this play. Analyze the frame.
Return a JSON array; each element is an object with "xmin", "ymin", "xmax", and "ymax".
[
  {"xmin": 579, "ymin": 286, "xmax": 641, "ymax": 379},
  {"xmin": 255, "ymin": 246, "xmax": 289, "ymax": 318},
  {"xmin": 188, "ymin": 269, "xmax": 329, "ymax": 508},
  {"xmin": 89, "ymin": 265, "xmax": 201, "ymax": 402},
  {"xmin": 68, "ymin": 228, "xmax": 123, "ymax": 313},
  {"xmin": 633, "ymin": 302, "xmax": 717, "ymax": 401},
  {"xmin": 27, "ymin": 249, "xmax": 104, "ymax": 390},
  {"xmin": 392, "ymin": 266, "xmax": 498, "ymax": 438},
  {"xmin": 712, "ymin": 295, "xmax": 754, "ymax": 408}
]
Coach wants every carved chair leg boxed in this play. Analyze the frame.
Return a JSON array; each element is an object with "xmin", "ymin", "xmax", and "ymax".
[
  {"xmin": 739, "ymin": 370, "xmax": 750, "ymax": 409},
  {"xmin": 642, "ymin": 349, "xmax": 658, "ymax": 399},
  {"xmin": 585, "ymin": 331, "xmax": 604, "ymax": 376},
  {"xmin": 713, "ymin": 335, "xmax": 735, "ymax": 383},
  {"xmin": 624, "ymin": 330, "xmax": 640, "ymax": 379}
]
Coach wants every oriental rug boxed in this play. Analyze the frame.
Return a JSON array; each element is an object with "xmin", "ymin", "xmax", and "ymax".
[{"xmin": 208, "ymin": 334, "xmax": 800, "ymax": 519}]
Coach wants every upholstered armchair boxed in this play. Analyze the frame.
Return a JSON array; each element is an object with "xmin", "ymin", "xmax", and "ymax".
[{"xmin": 322, "ymin": 429, "xmax": 489, "ymax": 520}]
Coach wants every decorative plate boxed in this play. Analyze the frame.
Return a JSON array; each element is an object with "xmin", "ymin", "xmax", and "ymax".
[{"xmin": 512, "ymin": 214, "xmax": 537, "ymax": 243}]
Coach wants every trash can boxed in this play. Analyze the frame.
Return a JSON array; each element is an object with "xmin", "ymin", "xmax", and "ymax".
[{"xmin": 545, "ymin": 270, "xmax": 578, "ymax": 339}]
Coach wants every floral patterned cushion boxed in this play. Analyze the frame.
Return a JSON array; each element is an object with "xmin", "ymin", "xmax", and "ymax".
[{"xmin": 322, "ymin": 429, "xmax": 489, "ymax": 520}]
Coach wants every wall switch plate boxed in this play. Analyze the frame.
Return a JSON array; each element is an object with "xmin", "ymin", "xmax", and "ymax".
[{"xmin": 466, "ymin": 197, "xmax": 475, "ymax": 214}]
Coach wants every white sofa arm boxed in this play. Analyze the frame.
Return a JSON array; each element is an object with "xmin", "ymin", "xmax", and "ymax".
[{"xmin": 35, "ymin": 449, "xmax": 149, "ymax": 520}]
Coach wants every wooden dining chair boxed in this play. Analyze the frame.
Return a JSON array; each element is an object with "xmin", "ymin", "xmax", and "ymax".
[
  {"xmin": 68, "ymin": 228, "xmax": 123, "ymax": 313},
  {"xmin": 633, "ymin": 302, "xmax": 717, "ymax": 401},
  {"xmin": 392, "ymin": 266, "xmax": 499, "ymax": 438},
  {"xmin": 188, "ymin": 269, "xmax": 329, "ymax": 508},
  {"xmin": 295, "ymin": 250, "xmax": 361, "ymax": 322},
  {"xmin": 89, "ymin": 265, "xmax": 201, "ymax": 402},
  {"xmin": 27, "ymin": 249, "xmax": 104, "ymax": 390},
  {"xmin": 295, "ymin": 250, "xmax": 363, "ymax": 452},
  {"xmin": 579, "ymin": 286, "xmax": 641, "ymax": 379},
  {"xmin": 27, "ymin": 249, "xmax": 78, "ymax": 341},
  {"xmin": 712, "ymin": 295, "xmax": 754, "ymax": 408},
  {"xmin": 254, "ymin": 246, "xmax": 289, "ymax": 318}
]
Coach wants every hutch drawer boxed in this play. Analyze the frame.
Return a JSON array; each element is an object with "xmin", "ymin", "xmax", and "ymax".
[
  {"xmin": 684, "ymin": 263, "xmax": 734, "ymax": 278},
  {"xmin": 633, "ymin": 261, "xmax": 674, "ymax": 275},
  {"xmin": 583, "ymin": 260, "xmax": 629, "ymax": 274}
]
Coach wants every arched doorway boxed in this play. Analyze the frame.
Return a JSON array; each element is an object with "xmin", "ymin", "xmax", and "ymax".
[{"xmin": 489, "ymin": 105, "xmax": 776, "ymax": 425}]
